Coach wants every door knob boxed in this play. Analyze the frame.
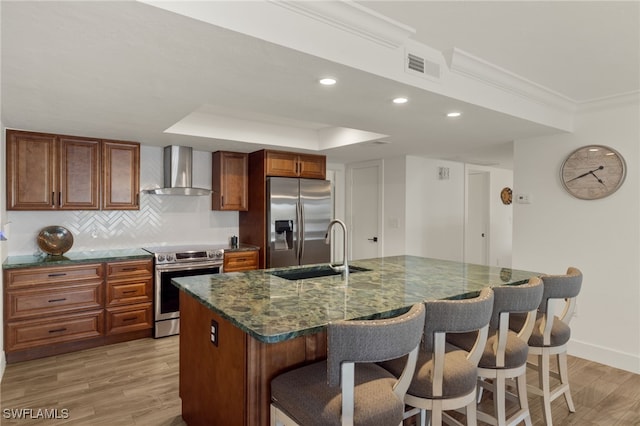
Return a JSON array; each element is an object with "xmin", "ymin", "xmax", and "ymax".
[{"xmin": 368, "ymin": 237, "xmax": 378, "ymax": 242}]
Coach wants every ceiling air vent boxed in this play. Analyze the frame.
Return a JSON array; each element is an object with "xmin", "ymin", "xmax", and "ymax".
[{"xmin": 406, "ymin": 52, "xmax": 441, "ymax": 81}]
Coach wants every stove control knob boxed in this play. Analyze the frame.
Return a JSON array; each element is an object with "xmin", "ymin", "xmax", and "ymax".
[
  {"xmin": 157, "ymin": 255, "xmax": 165, "ymax": 262},
  {"xmin": 166, "ymin": 254, "xmax": 175, "ymax": 262},
  {"xmin": 215, "ymin": 251, "xmax": 223, "ymax": 259}
]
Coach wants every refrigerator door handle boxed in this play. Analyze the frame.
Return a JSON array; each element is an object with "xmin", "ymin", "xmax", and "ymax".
[
  {"xmin": 299, "ymin": 201, "xmax": 305, "ymax": 263},
  {"xmin": 296, "ymin": 201, "xmax": 302, "ymax": 263}
]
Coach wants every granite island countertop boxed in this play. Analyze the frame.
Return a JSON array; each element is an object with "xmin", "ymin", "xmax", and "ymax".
[{"xmin": 172, "ymin": 255, "xmax": 540, "ymax": 344}]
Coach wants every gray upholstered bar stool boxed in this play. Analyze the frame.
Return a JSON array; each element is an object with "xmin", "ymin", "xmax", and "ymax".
[
  {"xmin": 270, "ymin": 303, "xmax": 426, "ymax": 426},
  {"xmin": 510, "ymin": 267, "xmax": 582, "ymax": 426},
  {"xmin": 447, "ymin": 277, "xmax": 544, "ymax": 426},
  {"xmin": 380, "ymin": 287, "xmax": 495, "ymax": 426}
]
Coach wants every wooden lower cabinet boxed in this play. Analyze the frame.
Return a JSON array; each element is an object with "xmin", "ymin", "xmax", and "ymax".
[
  {"xmin": 223, "ymin": 250, "xmax": 259, "ymax": 272},
  {"xmin": 6, "ymin": 309, "xmax": 105, "ymax": 352},
  {"xmin": 180, "ymin": 291, "xmax": 327, "ymax": 426},
  {"xmin": 3, "ymin": 258, "xmax": 153, "ymax": 363},
  {"xmin": 105, "ymin": 303, "xmax": 152, "ymax": 335}
]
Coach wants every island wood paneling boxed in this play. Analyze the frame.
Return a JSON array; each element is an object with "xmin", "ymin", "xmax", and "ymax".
[{"xmin": 179, "ymin": 291, "xmax": 327, "ymax": 426}]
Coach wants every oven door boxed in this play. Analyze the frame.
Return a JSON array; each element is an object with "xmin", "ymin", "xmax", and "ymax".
[{"xmin": 155, "ymin": 261, "xmax": 222, "ymax": 324}]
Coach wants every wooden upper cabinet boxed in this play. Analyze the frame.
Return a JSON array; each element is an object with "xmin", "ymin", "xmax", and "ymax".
[
  {"xmin": 6, "ymin": 129, "xmax": 140, "ymax": 211},
  {"xmin": 6, "ymin": 130, "xmax": 100, "ymax": 210},
  {"xmin": 6, "ymin": 130, "xmax": 57, "ymax": 210},
  {"xmin": 102, "ymin": 141, "xmax": 140, "ymax": 210},
  {"xmin": 264, "ymin": 150, "xmax": 326, "ymax": 179},
  {"xmin": 59, "ymin": 136, "xmax": 101, "ymax": 210},
  {"xmin": 212, "ymin": 151, "xmax": 248, "ymax": 211}
]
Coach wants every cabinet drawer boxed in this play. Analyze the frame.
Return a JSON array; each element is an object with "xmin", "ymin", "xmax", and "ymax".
[
  {"xmin": 106, "ymin": 259, "xmax": 153, "ymax": 279},
  {"xmin": 105, "ymin": 303, "xmax": 152, "ymax": 335},
  {"xmin": 6, "ymin": 281, "xmax": 104, "ymax": 321},
  {"xmin": 106, "ymin": 277, "xmax": 152, "ymax": 307},
  {"xmin": 5, "ymin": 310, "xmax": 104, "ymax": 352},
  {"xmin": 5, "ymin": 263, "xmax": 104, "ymax": 289},
  {"xmin": 224, "ymin": 251, "xmax": 259, "ymax": 272}
]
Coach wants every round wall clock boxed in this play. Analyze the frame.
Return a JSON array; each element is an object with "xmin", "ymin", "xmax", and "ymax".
[
  {"xmin": 560, "ymin": 145, "xmax": 626, "ymax": 200},
  {"xmin": 500, "ymin": 187, "xmax": 512, "ymax": 205}
]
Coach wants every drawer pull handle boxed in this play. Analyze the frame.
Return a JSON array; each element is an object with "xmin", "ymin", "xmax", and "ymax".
[
  {"xmin": 48, "ymin": 273, "xmax": 67, "ymax": 277},
  {"xmin": 123, "ymin": 317, "xmax": 138, "ymax": 322},
  {"xmin": 49, "ymin": 328, "xmax": 67, "ymax": 333},
  {"xmin": 48, "ymin": 298, "xmax": 67, "ymax": 303},
  {"xmin": 121, "ymin": 267, "xmax": 138, "ymax": 271},
  {"xmin": 123, "ymin": 290, "xmax": 137, "ymax": 294}
]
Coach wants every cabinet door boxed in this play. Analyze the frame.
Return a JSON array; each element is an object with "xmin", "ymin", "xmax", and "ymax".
[
  {"xmin": 212, "ymin": 151, "xmax": 248, "ymax": 211},
  {"xmin": 298, "ymin": 154, "xmax": 326, "ymax": 179},
  {"xmin": 102, "ymin": 141, "xmax": 140, "ymax": 210},
  {"xmin": 59, "ymin": 136, "xmax": 100, "ymax": 210},
  {"xmin": 265, "ymin": 151, "xmax": 298, "ymax": 177},
  {"xmin": 6, "ymin": 130, "xmax": 58, "ymax": 210},
  {"xmin": 223, "ymin": 250, "xmax": 259, "ymax": 272}
]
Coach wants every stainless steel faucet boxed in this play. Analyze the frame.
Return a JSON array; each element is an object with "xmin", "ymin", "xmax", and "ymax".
[{"xmin": 325, "ymin": 219, "xmax": 348, "ymax": 278}]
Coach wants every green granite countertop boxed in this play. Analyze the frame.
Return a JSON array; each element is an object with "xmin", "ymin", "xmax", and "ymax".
[
  {"xmin": 2, "ymin": 248, "xmax": 152, "ymax": 269},
  {"xmin": 172, "ymin": 255, "xmax": 539, "ymax": 344}
]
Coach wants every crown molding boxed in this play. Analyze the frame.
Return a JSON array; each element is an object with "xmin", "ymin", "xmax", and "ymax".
[
  {"xmin": 443, "ymin": 48, "xmax": 576, "ymax": 114},
  {"xmin": 269, "ymin": 0, "xmax": 415, "ymax": 49},
  {"xmin": 576, "ymin": 91, "xmax": 640, "ymax": 113}
]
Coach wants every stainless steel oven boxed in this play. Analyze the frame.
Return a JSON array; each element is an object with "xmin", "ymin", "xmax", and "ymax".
[{"xmin": 144, "ymin": 245, "xmax": 224, "ymax": 338}]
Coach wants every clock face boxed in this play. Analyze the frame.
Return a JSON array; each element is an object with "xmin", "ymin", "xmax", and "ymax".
[{"xmin": 561, "ymin": 145, "xmax": 626, "ymax": 200}]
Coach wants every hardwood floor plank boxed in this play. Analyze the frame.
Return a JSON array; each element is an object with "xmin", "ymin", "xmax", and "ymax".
[{"xmin": 1, "ymin": 335, "xmax": 637, "ymax": 425}]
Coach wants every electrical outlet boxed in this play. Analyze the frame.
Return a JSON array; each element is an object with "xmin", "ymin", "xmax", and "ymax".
[{"xmin": 211, "ymin": 319, "xmax": 219, "ymax": 346}]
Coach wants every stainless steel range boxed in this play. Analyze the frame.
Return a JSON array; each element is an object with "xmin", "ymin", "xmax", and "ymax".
[{"xmin": 143, "ymin": 245, "xmax": 224, "ymax": 338}]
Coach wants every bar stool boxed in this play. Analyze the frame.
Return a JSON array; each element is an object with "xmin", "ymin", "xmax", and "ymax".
[
  {"xmin": 511, "ymin": 267, "xmax": 582, "ymax": 425},
  {"xmin": 380, "ymin": 287, "xmax": 495, "ymax": 426},
  {"xmin": 270, "ymin": 303, "xmax": 426, "ymax": 426},
  {"xmin": 448, "ymin": 277, "xmax": 544, "ymax": 426}
]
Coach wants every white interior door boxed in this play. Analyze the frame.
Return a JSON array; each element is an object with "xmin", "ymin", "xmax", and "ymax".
[
  {"xmin": 465, "ymin": 171, "xmax": 489, "ymax": 265},
  {"xmin": 347, "ymin": 160, "xmax": 383, "ymax": 260}
]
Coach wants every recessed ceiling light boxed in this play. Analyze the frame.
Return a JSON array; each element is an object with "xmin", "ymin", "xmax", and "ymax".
[
  {"xmin": 393, "ymin": 97, "xmax": 408, "ymax": 104},
  {"xmin": 447, "ymin": 112, "xmax": 462, "ymax": 117},
  {"xmin": 319, "ymin": 78, "xmax": 337, "ymax": 86}
]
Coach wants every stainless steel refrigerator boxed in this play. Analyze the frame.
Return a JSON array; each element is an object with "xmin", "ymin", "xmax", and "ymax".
[{"xmin": 267, "ymin": 177, "xmax": 332, "ymax": 268}]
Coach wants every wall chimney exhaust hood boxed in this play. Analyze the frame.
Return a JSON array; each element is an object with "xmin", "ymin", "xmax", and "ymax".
[{"xmin": 144, "ymin": 146, "xmax": 211, "ymax": 196}]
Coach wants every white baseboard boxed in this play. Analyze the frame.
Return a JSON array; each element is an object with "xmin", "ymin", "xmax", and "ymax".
[
  {"xmin": 569, "ymin": 339, "xmax": 639, "ymax": 374},
  {"xmin": 0, "ymin": 351, "xmax": 5, "ymax": 382}
]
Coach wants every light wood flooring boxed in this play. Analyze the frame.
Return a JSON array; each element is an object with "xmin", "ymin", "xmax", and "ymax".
[{"xmin": 1, "ymin": 336, "xmax": 638, "ymax": 425}]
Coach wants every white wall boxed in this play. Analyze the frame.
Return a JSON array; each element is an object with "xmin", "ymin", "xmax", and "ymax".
[
  {"xmin": 382, "ymin": 157, "xmax": 406, "ymax": 256},
  {"xmin": 513, "ymin": 97, "xmax": 640, "ymax": 373},
  {"xmin": 405, "ymin": 156, "xmax": 466, "ymax": 261},
  {"xmin": 381, "ymin": 155, "xmax": 512, "ymax": 264},
  {"xmin": 6, "ymin": 145, "xmax": 239, "ymax": 255}
]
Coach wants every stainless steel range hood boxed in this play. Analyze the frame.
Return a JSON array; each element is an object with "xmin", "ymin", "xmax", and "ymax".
[{"xmin": 144, "ymin": 146, "xmax": 212, "ymax": 196}]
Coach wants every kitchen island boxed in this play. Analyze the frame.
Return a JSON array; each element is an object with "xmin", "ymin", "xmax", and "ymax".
[{"xmin": 172, "ymin": 255, "xmax": 538, "ymax": 426}]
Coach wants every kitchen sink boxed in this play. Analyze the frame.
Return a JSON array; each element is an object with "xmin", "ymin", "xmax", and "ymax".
[{"xmin": 271, "ymin": 265, "xmax": 370, "ymax": 281}]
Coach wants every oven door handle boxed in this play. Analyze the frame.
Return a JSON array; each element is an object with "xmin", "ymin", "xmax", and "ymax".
[{"xmin": 155, "ymin": 262, "xmax": 223, "ymax": 272}]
